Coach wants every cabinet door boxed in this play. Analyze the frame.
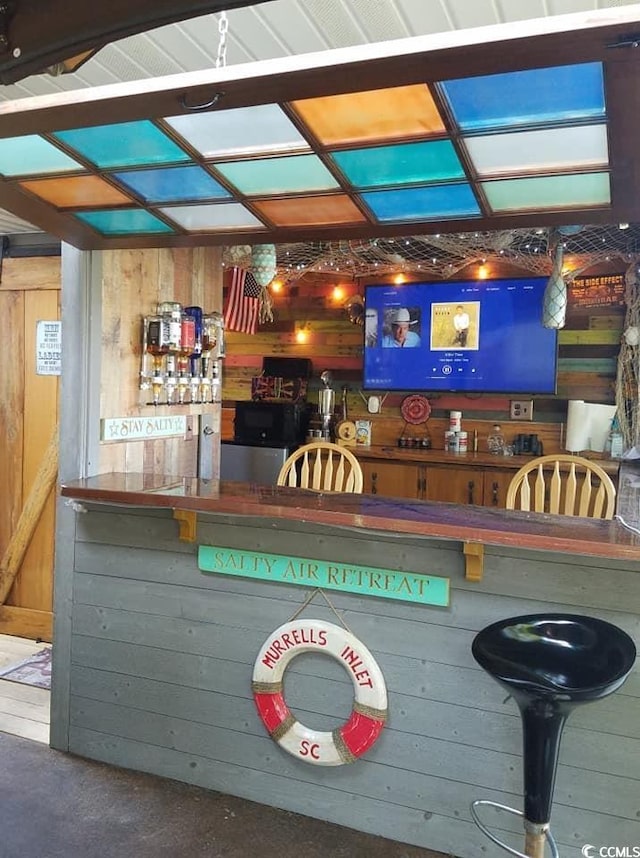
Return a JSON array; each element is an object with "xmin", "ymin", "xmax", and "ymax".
[
  {"xmin": 482, "ymin": 470, "xmax": 513, "ymax": 509},
  {"xmin": 424, "ymin": 465, "xmax": 481, "ymax": 505},
  {"xmin": 360, "ymin": 460, "xmax": 420, "ymax": 499}
]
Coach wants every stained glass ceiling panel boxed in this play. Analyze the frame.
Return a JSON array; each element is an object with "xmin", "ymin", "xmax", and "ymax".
[
  {"xmin": 53, "ymin": 121, "xmax": 191, "ymax": 169},
  {"xmin": 75, "ymin": 209, "xmax": 175, "ymax": 235},
  {"xmin": 253, "ymin": 195, "xmax": 367, "ymax": 227},
  {"xmin": 289, "ymin": 85, "xmax": 447, "ymax": 146},
  {"xmin": 164, "ymin": 105, "xmax": 310, "ymax": 158},
  {"xmin": 111, "ymin": 166, "xmax": 232, "ymax": 203},
  {"xmin": 0, "ymin": 136, "xmax": 84, "ymax": 177},
  {"xmin": 439, "ymin": 63, "xmax": 606, "ymax": 131},
  {"xmin": 464, "ymin": 125, "xmax": 609, "ymax": 177},
  {"xmin": 482, "ymin": 173, "xmax": 611, "ymax": 213},
  {"xmin": 158, "ymin": 203, "xmax": 265, "ymax": 232},
  {"xmin": 0, "ymin": 7, "xmax": 636, "ymax": 249},
  {"xmin": 330, "ymin": 140, "xmax": 465, "ymax": 188}
]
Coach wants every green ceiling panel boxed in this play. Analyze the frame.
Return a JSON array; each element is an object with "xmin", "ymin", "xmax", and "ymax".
[
  {"xmin": 53, "ymin": 121, "xmax": 191, "ymax": 169},
  {"xmin": 330, "ymin": 140, "xmax": 465, "ymax": 188},
  {"xmin": 75, "ymin": 209, "xmax": 175, "ymax": 235},
  {"xmin": 214, "ymin": 154, "xmax": 339, "ymax": 195},
  {"xmin": 483, "ymin": 172, "xmax": 611, "ymax": 212},
  {"xmin": 0, "ymin": 135, "xmax": 84, "ymax": 176}
]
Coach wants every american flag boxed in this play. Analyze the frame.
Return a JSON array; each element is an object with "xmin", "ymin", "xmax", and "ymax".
[{"xmin": 224, "ymin": 266, "xmax": 261, "ymax": 335}]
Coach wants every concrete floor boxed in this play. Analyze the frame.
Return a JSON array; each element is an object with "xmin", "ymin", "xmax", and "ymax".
[{"xmin": 0, "ymin": 732, "xmax": 449, "ymax": 858}]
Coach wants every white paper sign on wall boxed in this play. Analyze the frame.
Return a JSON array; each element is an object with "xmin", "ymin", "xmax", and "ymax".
[{"xmin": 36, "ymin": 320, "xmax": 62, "ymax": 376}]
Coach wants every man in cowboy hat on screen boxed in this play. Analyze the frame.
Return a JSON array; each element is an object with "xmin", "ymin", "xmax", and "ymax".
[{"xmin": 382, "ymin": 307, "xmax": 421, "ymax": 348}]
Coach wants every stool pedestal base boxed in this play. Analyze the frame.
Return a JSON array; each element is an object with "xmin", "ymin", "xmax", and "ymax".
[{"xmin": 470, "ymin": 800, "xmax": 559, "ymax": 858}]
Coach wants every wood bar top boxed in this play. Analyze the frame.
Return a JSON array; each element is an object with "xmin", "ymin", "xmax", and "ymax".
[
  {"xmin": 353, "ymin": 445, "xmax": 621, "ymax": 475},
  {"xmin": 61, "ymin": 472, "xmax": 640, "ymax": 563}
]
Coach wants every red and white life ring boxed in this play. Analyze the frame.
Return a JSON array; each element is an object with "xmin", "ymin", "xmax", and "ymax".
[{"xmin": 252, "ymin": 619, "xmax": 388, "ymax": 766}]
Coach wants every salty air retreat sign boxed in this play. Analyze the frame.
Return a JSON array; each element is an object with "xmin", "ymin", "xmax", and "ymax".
[{"xmin": 198, "ymin": 546, "xmax": 450, "ymax": 607}]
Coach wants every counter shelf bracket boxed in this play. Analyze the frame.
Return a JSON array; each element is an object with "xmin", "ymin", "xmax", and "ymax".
[
  {"xmin": 463, "ymin": 541, "xmax": 484, "ymax": 582},
  {"xmin": 173, "ymin": 509, "xmax": 197, "ymax": 542}
]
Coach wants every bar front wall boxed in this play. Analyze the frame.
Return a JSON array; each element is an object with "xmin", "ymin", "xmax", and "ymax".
[{"xmin": 56, "ymin": 499, "xmax": 640, "ymax": 858}]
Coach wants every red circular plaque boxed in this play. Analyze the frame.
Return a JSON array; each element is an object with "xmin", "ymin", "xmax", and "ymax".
[{"xmin": 401, "ymin": 394, "xmax": 431, "ymax": 425}]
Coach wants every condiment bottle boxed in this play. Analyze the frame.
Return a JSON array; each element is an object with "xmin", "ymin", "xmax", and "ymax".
[{"xmin": 487, "ymin": 424, "xmax": 505, "ymax": 455}]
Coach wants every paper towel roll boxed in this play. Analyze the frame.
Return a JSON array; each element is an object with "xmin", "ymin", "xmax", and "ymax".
[{"xmin": 565, "ymin": 400, "xmax": 616, "ymax": 452}]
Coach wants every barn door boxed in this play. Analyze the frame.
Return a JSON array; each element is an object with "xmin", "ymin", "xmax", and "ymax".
[{"xmin": 0, "ymin": 258, "xmax": 61, "ymax": 641}]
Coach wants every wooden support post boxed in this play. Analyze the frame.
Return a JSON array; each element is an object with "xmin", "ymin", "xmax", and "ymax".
[
  {"xmin": 463, "ymin": 541, "xmax": 484, "ymax": 582},
  {"xmin": 173, "ymin": 509, "xmax": 197, "ymax": 542},
  {"xmin": 0, "ymin": 428, "xmax": 59, "ymax": 605}
]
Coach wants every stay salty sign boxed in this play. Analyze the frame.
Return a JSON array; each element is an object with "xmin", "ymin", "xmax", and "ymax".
[{"xmin": 199, "ymin": 545, "xmax": 449, "ymax": 607}]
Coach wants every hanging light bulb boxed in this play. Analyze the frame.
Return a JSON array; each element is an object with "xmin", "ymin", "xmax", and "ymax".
[{"xmin": 542, "ymin": 240, "xmax": 567, "ymax": 329}]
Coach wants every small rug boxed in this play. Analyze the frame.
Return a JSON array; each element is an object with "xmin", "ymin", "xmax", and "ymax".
[{"xmin": 0, "ymin": 646, "xmax": 52, "ymax": 689}]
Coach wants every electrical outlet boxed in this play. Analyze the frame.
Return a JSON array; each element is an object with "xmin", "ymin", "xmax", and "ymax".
[{"xmin": 510, "ymin": 400, "xmax": 534, "ymax": 420}]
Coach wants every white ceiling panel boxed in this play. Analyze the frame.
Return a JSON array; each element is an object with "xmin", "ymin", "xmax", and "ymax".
[
  {"xmin": 337, "ymin": 0, "xmax": 409, "ymax": 42},
  {"xmin": 395, "ymin": 0, "xmax": 457, "ymax": 35},
  {"xmin": 231, "ymin": 2, "xmax": 331, "ymax": 55},
  {"xmin": 493, "ymin": 1, "xmax": 549, "ymax": 24},
  {"xmin": 440, "ymin": 0, "xmax": 505, "ymax": 30}
]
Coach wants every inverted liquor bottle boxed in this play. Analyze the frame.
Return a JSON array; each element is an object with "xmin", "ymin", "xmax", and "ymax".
[{"xmin": 184, "ymin": 306, "xmax": 203, "ymax": 375}]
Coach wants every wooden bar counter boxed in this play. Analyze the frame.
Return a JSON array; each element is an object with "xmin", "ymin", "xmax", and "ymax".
[{"xmin": 56, "ymin": 474, "xmax": 640, "ymax": 858}]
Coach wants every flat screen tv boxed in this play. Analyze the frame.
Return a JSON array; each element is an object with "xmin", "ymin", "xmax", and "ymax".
[{"xmin": 363, "ymin": 277, "xmax": 558, "ymax": 394}]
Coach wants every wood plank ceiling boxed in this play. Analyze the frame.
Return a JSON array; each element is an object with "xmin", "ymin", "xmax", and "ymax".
[{"xmin": 0, "ymin": 0, "xmax": 639, "ymax": 240}]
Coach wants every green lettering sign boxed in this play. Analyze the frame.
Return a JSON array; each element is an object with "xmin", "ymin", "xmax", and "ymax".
[{"xmin": 198, "ymin": 545, "xmax": 449, "ymax": 607}]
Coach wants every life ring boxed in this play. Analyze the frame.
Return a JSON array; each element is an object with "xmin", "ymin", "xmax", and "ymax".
[{"xmin": 252, "ymin": 619, "xmax": 388, "ymax": 766}]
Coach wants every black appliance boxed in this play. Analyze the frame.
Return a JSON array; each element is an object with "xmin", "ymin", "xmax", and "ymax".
[
  {"xmin": 262, "ymin": 356, "xmax": 313, "ymax": 378},
  {"xmin": 234, "ymin": 400, "xmax": 308, "ymax": 446},
  {"xmin": 513, "ymin": 434, "xmax": 543, "ymax": 456}
]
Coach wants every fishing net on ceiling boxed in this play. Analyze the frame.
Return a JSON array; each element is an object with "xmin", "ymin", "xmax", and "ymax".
[
  {"xmin": 224, "ymin": 223, "xmax": 640, "ymax": 282},
  {"xmin": 616, "ymin": 262, "xmax": 640, "ymax": 450}
]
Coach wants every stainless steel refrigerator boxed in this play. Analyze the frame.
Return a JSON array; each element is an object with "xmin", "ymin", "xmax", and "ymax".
[{"xmin": 220, "ymin": 441, "xmax": 291, "ymax": 485}]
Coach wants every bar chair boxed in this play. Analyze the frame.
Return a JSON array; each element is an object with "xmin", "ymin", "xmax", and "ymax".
[
  {"xmin": 276, "ymin": 441, "xmax": 364, "ymax": 493},
  {"xmin": 471, "ymin": 613, "xmax": 636, "ymax": 858},
  {"xmin": 505, "ymin": 454, "xmax": 616, "ymax": 519}
]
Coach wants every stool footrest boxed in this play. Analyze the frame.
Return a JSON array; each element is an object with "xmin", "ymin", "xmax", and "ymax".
[{"xmin": 470, "ymin": 800, "xmax": 559, "ymax": 858}]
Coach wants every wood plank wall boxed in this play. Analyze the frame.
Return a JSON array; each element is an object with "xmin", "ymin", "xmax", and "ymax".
[
  {"xmin": 65, "ymin": 504, "xmax": 640, "ymax": 858},
  {"xmin": 99, "ymin": 247, "xmax": 223, "ymax": 477},
  {"xmin": 222, "ymin": 263, "xmax": 624, "ymax": 454}
]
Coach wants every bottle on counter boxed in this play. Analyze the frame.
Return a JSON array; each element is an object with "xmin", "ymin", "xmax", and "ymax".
[
  {"xmin": 609, "ymin": 417, "xmax": 624, "ymax": 458},
  {"xmin": 487, "ymin": 424, "xmax": 505, "ymax": 455}
]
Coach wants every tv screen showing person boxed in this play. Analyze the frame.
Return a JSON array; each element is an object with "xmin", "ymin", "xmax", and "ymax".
[
  {"xmin": 365, "ymin": 308, "xmax": 378, "ymax": 347},
  {"xmin": 453, "ymin": 304, "xmax": 470, "ymax": 347},
  {"xmin": 382, "ymin": 307, "xmax": 421, "ymax": 348}
]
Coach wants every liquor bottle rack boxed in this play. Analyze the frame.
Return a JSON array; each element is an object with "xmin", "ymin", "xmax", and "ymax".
[{"xmin": 140, "ymin": 302, "xmax": 225, "ymax": 406}]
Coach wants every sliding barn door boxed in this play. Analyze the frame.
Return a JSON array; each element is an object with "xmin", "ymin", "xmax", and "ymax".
[{"xmin": 0, "ymin": 257, "xmax": 61, "ymax": 641}]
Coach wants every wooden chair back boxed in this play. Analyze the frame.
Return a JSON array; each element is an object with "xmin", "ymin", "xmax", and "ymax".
[
  {"xmin": 277, "ymin": 441, "xmax": 364, "ymax": 493},
  {"xmin": 505, "ymin": 453, "xmax": 616, "ymax": 519}
]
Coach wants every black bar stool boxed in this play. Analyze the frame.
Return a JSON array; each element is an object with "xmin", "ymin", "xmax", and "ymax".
[{"xmin": 470, "ymin": 613, "xmax": 636, "ymax": 858}]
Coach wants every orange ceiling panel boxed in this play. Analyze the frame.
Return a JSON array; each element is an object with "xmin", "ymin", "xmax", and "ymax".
[
  {"xmin": 289, "ymin": 85, "xmax": 447, "ymax": 147},
  {"xmin": 253, "ymin": 194, "xmax": 368, "ymax": 226},
  {"xmin": 20, "ymin": 175, "xmax": 132, "ymax": 208}
]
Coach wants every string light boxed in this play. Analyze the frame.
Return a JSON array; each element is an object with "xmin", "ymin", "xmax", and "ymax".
[{"xmin": 295, "ymin": 323, "xmax": 310, "ymax": 344}]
